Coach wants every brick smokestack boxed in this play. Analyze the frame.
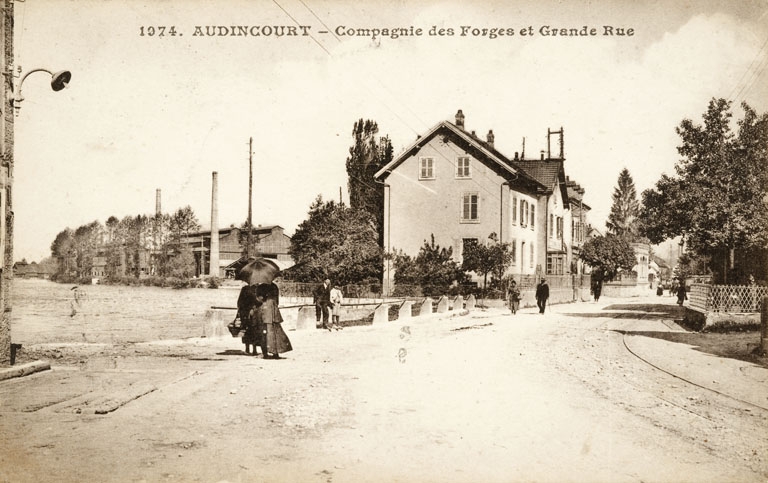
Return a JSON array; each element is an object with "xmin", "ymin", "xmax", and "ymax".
[
  {"xmin": 209, "ymin": 172, "xmax": 219, "ymax": 277},
  {"xmin": 455, "ymin": 109, "xmax": 465, "ymax": 129},
  {"xmin": 155, "ymin": 189, "xmax": 161, "ymax": 216}
]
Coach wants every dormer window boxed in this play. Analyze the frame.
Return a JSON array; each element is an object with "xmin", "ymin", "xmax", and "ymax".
[
  {"xmin": 419, "ymin": 157, "xmax": 434, "ymax": 179},
  {"xmin": 456, "ymin": 157, "xmax": 471, "ymax": 178}
]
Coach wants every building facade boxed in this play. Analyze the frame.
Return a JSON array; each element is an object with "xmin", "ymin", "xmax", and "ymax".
[{"xmin": 181, "ymin": 225, "xmax": 292, "ymax": 277}]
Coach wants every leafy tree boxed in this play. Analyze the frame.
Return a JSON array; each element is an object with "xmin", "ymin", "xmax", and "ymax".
[
  {"xmin": 345, "ymin": 119, "xmax": 393, "ymax": 245},
  {"xmin": 288, "ymin": 195, "xmax": 382, "ymax": 285},
  {"xmin": 50, "ymin": 228, "xmax": 74, "ymax": 277},
  {"xmin": 639, "ymin": 99, "xmax": 768, "ymax": 283},
  {"xmin": 461, "ymin": 233, "xmax": 514, "ymax": 297},
  {"xmin": 580, "ymin": 234, "xmax": 636, "ymax": 282},
  {"xmin": 168, "ymin": 206, "xmax": 200, "ymax": 244},
  {"xmin": 72, "ymin": 221, "xmax": 103, "ymax": 278},
  {"xmin": 606, "ymin": 168, "xmax": 640, "ymax": 241},
  {"xmin": 393, "ymin": 235, "xmax": 466, "ymax": 296}
]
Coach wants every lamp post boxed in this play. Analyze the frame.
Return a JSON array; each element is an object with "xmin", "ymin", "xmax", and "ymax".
[
  {"xmin": 0, "ymin": 66, "xmax": 71, "ymax": 366},
  {"xmin": 12, "ymin": 67, "xmax": 72, "ymax": 114}
]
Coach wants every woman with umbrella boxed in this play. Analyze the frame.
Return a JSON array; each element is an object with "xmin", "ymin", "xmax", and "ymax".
[
  {"xmin": 255, "ymin": 283, "xmax": 292, "ymax": 359},
  {"xmin": 235, "ymin": 257, "xmax": 292, "ymax": 359}
]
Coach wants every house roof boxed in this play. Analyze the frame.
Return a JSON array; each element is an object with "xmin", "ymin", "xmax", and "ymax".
[
  {"xmin": 566, "ymin": 177, "xmax": 591, "ymax": 210},
  {"xmin": 374, "ymin": 121, "xmax": 546, "ymax": 191},
  {"xmin": 514, "ymin": 158, "xmax": 570, "ymax": 204}
]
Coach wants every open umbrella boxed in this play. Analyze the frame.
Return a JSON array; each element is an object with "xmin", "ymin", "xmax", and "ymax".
[{"xmin": 235, "ymin": 257, "xmax": 282, "ymax": 286}]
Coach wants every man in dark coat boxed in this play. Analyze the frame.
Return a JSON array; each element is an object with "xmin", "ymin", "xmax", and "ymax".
[
  {"xmin": 535, "ymin": 278, "xmax": 550, "ymax": 314},
  {"xmin": 314, "ymin": 278, "xmax": 332, "ymax": 329}
]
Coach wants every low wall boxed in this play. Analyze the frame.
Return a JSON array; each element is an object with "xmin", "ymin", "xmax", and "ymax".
[
  {"xmin": 684, "ymin": 306, "xmax": 761, "ymax": 331},
  {"xmin": 203, "ymin": 289, "xmax": 589, "ymax": 337}
]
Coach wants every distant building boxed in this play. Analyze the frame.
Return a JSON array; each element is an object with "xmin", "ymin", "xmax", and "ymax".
[
  {"xmin": 13, "ymin": 261, "xmax": 55, "ymax": 279},
  {"xmin": 181, "ymin": 224, "xmax": 292, "ymax": 277}
]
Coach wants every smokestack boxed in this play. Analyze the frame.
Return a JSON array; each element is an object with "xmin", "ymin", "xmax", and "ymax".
[
  {"xmin": 210, "ymin": 172, "xmax": 219, "ymax": 277},
  {"xmin": 155, "ymin": 189, "xmax": 161, "ymax": 216},
  {"xmin": 455, "ymin": 109, "xmax": 465, "ymax": 129}
]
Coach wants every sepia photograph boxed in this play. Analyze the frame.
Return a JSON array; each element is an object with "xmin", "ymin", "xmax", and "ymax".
[{"xmin": 1, "ymin": 0, "xmax": 767, "ymax": 481}]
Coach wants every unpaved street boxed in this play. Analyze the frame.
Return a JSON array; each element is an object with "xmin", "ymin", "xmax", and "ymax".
[{"xmin": 1, "ymin": 298, "xmax": 767, "ymax": 482}]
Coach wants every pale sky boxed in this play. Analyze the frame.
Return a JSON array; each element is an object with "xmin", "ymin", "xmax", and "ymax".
[{"xmin": 12, "ymin": 0, "xmax": 768, "ymax": 262}]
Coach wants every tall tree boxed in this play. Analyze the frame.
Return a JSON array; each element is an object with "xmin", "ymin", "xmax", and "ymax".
[
  {"xmin": 289, "ymin": 195, "xmax": 382, "ymax": 285},
  {"xmin": 639, "ymin": 99, "xmax": 768, "ymax": 283},
  {"xmin": 50, "ymin": 228, "xmax": 74, "ymax": 278},
  {"xmin": 606, "ymin": 168, "xmax": 640, "ymax": 240},
  {"xmin": 461, "ymin": 233, "xmax": 513, "ymax": 296},
  {"xmin": 345, "ymin": 119, "xmax": 392, "ymax": 245}
]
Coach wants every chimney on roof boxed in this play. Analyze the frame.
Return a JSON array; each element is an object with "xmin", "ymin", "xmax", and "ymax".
[
  {"xmin": 487, "ymin": 130, "xmax": 494, "ymax": 148},
  {"xmin": 455, "ymin": 109, "xmax": 465, "ymax": 129},
  {"xmin": 541, "ymin": 150, "xmax": 545, "ymax": 161},
  {"xmin": 471, "ymin": 130, "xmax": 476, "ymax": 137},
  {"xmin": 514, "ymin": 152, "xmax": 519, "ymax": 161}
]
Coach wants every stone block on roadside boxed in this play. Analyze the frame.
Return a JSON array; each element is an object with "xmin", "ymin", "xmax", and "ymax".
[
  {"xmin": 296, "ymin": 306, "xmax": 316, "ymax": 331},
  {"xmin": 398, "ymin": 301, "xmax": 413, "ymax": 320},
  {"xmin": 466, "ymin": 295, "xmax": 476, "ymax": 311},
  {"xmin": 419, "ymin": 297, "xmax": 433, "ymax": 316},
  {"xmin": 436, "ymin": 296, "xmax": 449, "ymax": 313},
  {"xmin": 373, "ymin": 304, "xmax": 389, "ymax": 324},
  {"xmin": 203, "ymin": 309, "xmax": 228, "ymax": 338},
  {"xmin": 454, "ymin": 295, "xmax": 464, "ymax": 311}
]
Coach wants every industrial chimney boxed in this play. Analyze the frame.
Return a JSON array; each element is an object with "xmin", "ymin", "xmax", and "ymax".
[
  {"xmin": 455, "ymin": 109, "xmax": 465, "ymax": 129},
  {"xmin": 155, "ymin": 189, "xmax": 161, "ymax": 216},
  {"xmin": 210, "ymin": 172, "xmax": 219, "ymax": 277}
]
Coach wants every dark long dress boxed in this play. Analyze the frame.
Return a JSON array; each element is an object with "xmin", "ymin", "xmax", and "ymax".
[
  {"xmin": 257, "ymin": 285, "xmax": 292, "ymax": 357},
  {"xmin": 237, "ymin": 286, "xmax": 263, "ymax": 349}
]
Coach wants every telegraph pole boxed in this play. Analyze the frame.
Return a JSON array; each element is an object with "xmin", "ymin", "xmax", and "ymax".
[{"xmin": 247, "ymin": 137, "xmax": 253, "ymax": 258}]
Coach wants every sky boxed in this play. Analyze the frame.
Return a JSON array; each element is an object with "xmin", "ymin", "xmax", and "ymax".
[{"xmin": 12, "ymin": 0, "xmax": 768, "ymax": 262}]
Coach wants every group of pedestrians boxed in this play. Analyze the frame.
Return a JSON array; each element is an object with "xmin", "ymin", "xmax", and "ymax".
[
  {"xmin": 313, "ymin": 278, "xmax": 344, "ymax": 331},
  {"xmin": 506, "ymin": 278, "xmax": 551, "ymax": 315},
  {"xmin": 232, "ymin": 283, "xmax": 293, "ymax": 359}
]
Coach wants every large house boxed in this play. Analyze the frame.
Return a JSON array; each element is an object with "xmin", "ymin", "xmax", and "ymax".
[{"xmin": 374, "ymin": 110, "xmax": 588, "ymax": 294}]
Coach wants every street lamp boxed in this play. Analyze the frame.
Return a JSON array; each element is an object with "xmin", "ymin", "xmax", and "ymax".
[{"xmin": 12, "ymin": 67, "xmax": 71, "ymax": 114}]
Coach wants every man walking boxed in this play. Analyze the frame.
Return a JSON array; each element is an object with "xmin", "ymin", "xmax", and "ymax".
[
  {"xmin": 535, "ymin": 278, "xmax": 550, "ymax": 314},
  {"xmin": 316, "ymin": 278, "xmax": 332, "ymax": 330}
]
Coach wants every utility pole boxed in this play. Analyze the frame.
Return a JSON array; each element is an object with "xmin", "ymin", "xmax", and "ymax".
[{"xmin": 247, "ymin": 137, "xmax": 253, "ymax": 258}]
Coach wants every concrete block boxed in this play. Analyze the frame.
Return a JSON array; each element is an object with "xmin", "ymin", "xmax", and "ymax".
[
  {"xmin": 436, "ymin": 296, "xmax": 449, "ymax": 313},
  {"xmin": 419, "ymin": 297, "xmax": 433, "ymax": 316},
  {"xmin": 466, "ymin": 295, "xmax": 476, "ymax": 311},
  {"xmin": 398, "ymin": 301, "xmax": 413, "ymax": 320},
  {"xmin": 454, "ymin": 295, "xmax": 464, "ymax": 311},
  {"xmin": 296, "ymin": 306, "xmax": 317, "ymax": 330},
  {"xmin": 202, "ymin": 309, "xmax": 228, "ymax": 338},
  {"xmin": 373, "ymin": 304, "xmax": 389, "ymax": 324}
]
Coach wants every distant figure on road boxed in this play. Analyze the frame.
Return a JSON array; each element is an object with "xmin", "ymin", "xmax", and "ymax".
[
  {"xmin": 329, "ymin": 284, "xmax": 344, "ymax": 331},
  {"xmin": 676, "ymin": 280, "xmax": 688, "ymax": 306},
  {"xmin": 535, "ymin": 278, "xmax": 549, "ymax": 314},
  {"xmin": 507, "ymin": 280, "xmax": 521, "ymax": 315},
  {"xmin": 315, "ymin": 279, "xmax": 332, "ymax": 330},
  {"xmin": 592, "ymin": 279, "xmax": 602, "ymax": 302},
  {"xmin": 256, "ymin": 283, "xmax": 292, "ymax": 359}
]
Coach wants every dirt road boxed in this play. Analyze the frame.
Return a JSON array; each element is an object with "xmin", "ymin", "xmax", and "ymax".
[{"xmin": 1, "ymin": 298, "xmax": 767, "ymax": 482}]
